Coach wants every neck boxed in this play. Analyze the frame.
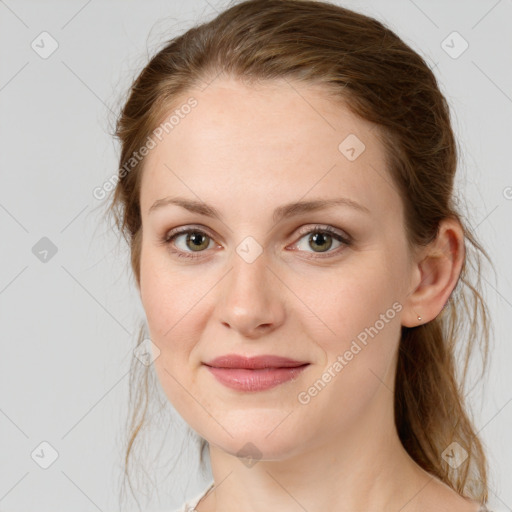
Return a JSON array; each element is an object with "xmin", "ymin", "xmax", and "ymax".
[{"xmin": 198, "ymin": 381, "xmax": 434, "ymax": 512}]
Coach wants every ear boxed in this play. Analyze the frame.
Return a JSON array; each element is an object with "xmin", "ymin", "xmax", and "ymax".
[{"xmin": 401, "ymin": 217, "xmax": 465, "ymax": 328}]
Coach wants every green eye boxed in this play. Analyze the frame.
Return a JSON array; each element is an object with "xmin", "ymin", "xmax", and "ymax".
[{"xmin": 162, "ymin": 224, "xmax": 351, "ymax": 260}]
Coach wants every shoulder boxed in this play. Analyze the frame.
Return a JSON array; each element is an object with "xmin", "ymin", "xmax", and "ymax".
[{"xmin": 415, "ymin": 476, "xmax": 488, "ymax": 512}]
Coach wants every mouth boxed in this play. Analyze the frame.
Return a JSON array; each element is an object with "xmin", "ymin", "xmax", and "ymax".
[
  {"xmin": 202, "ymin": 354, "xmax": 310, "ymax": 392},
  {"xmin": 203, "ymin": 354, "xmax": 309, "ymax": 369}
]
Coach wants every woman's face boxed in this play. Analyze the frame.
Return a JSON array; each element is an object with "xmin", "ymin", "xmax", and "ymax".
[{"xmin": 138, "ymin": 77, "xmax": 415, "ymax": 459}]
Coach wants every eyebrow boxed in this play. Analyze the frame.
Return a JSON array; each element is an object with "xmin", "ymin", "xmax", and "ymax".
[{"xmin": 149, "ymin": 195, "xmax": 370, "ymax": 223}]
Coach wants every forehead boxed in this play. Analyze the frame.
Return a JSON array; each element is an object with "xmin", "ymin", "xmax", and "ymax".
[{"xmin": 140, "ymin": 77, "xmax": 401, "ymax": 222}]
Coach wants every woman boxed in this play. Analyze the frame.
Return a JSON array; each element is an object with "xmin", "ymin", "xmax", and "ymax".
[{"xmin": 106, "ymin": 0, "xmax": 494, "ymax": 510}]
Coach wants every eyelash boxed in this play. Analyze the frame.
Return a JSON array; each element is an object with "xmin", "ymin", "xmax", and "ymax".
[{"xmin": 159, "ymin": 224, "xmax": 352, "ymax": 261}]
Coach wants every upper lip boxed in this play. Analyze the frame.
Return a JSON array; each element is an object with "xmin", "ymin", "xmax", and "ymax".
[{"xmin": 203, "ymin": 354, "xmax": 309, "ymax": 369}]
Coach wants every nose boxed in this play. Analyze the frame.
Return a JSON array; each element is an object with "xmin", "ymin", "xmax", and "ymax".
[{"xmin": 215, "ymin": 250, "xmax": 286, "ymax": 339}]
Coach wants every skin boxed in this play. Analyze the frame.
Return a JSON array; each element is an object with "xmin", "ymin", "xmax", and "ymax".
[{"xmin": 138, "ymin": 76, "xmax": 480, "ymax": 512}]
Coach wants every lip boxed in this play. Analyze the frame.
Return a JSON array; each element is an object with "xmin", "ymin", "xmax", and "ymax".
[
  {"xmin": 204, "ymin": 354, "xmax": 309, "ymax": 369},
  {"xmin": 203, "ymin": 354, "xmax": 310, "ymax": 392}
]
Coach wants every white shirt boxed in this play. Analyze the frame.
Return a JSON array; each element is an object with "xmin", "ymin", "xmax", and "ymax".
[{"xmin": 172, "ymin": 481, "xmax": 214, "ymax": 512}]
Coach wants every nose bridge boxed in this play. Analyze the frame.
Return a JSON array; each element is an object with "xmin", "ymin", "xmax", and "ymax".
[
  {"xmin": 216, "ymin": 244, "xmax": 285, "ymax": 335},
  {"xmin": 225, "ymin": 246, "xmax": 272, "ymax": 309}
]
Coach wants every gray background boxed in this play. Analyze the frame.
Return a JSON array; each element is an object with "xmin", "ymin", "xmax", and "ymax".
[{"xmin": 0, "ymin": 1, "xmax": 511, "ymax": 511}]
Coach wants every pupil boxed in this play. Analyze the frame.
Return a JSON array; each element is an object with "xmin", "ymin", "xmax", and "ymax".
[
  {"xmin": 311, "ymin": 232, "xmax": 332, "ymax": 252},
  {"xmin": 188, "ymin": 232, "xmax": 208, "ymax": 250},
  {"xmin": 185, "ymin": 232, "xmax": 333, "ymax": 253}
]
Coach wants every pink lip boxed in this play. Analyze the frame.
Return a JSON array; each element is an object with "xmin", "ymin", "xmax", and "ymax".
[{"xmin": 203, "ymin": 354, "xmax": 310, "ymax": 392}]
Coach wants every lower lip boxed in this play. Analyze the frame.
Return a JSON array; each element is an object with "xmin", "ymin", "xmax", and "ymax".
[{"xmin": 204, "ymin": 365, "xmax": 309, "ymax": 392}]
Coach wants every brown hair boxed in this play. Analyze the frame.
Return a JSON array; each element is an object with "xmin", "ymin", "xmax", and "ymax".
[{"xmin": 104, "ymin": 0, "xmax": 493, "ymax": 507}]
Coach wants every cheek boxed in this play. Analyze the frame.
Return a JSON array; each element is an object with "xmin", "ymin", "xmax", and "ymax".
[
  {"xmin": 140, "ymin": 241, "xmax": 193, "ymax": 327},
  {"xmin": 139, "ymin": 250, "xmax": 205, "ymax": 411},
  {"xmin": 296, "ymin": 265, "xmax": 402, "ymax": 419},
  {"xmin": 140, "ymin": 246, "xmax": 191, "ymax": 350},
  {"xmin": 301, "ymin": 256, "xmax": 404, "ymax": 409},
  {"xmin": 139, "ymin": 245, "xmax": 215, "ymax": 379},
  {"xmin": 307, "ymin": 259, "xmax": 402, "ymax": 342}
]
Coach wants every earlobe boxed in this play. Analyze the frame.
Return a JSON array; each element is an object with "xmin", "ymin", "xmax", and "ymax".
[{"xmin": 401, "ymin": 218, "xmax": 465, "ymax": 328}]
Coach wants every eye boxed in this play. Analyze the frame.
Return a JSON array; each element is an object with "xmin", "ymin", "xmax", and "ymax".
[
  {"xmin": 160, "ymin": 224, "xmax": 351, "ymax": 260},
  {"xmin": 160, "ymin": 227, "xmax": 217, "ymax": 260},
  {"xmin": 291, "ymin": 224, "xmax": 351, "ymax": 258}
]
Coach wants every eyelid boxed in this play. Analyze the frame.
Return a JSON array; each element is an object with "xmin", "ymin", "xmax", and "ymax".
[
  {"xmin": 287, "ymin": 224, "xmax": 351, "ymax": 258},
  {"xmin": 161, "ymin": 223, "xmax": 351, "ymax": 259},
  {"xmin": 162, "ymin": 224, "xmax": 219, "ymax": 245},
  {"xmin": 294, "ymin": 224, "xmax": 350, "ymax": 243},
  {"xmin": 161, "ymin": 224, "xmax": 220, "ymax": 256}
]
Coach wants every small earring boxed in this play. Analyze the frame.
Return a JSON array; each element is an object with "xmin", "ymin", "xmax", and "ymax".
[{"xmin": 417, "ymin": 315, "xmax": 422, "ymax": 322}]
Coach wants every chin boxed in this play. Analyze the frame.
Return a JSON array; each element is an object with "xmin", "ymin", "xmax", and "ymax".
[{"xmin": 206, "ymin": 421, "xmax": 306, "ymax": 462}]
